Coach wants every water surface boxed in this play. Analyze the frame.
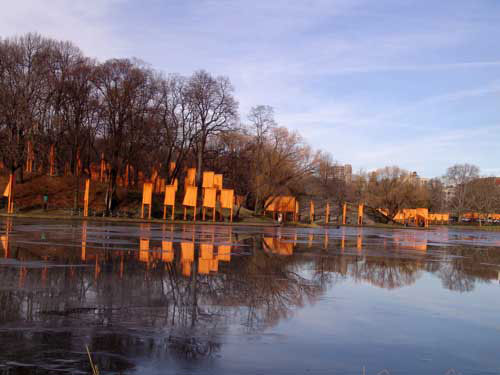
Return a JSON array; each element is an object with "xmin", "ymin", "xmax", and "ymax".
[{"xmin": 1, "ymin": 218, "xmax": 499, "ymax": 374}]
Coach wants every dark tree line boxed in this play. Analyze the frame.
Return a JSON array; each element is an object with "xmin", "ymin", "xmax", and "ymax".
[{"xmin": 0, "ymin": 33, "xmax": 324, "ymax": 215}]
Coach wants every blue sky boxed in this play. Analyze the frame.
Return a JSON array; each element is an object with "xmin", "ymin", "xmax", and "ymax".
[{"xmin": 2, "ymin": 0, "xmax": 500, "ymax": 177}]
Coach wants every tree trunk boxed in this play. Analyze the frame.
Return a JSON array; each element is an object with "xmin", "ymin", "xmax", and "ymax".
[
  {"xmin": 16, "ymin": 167, "xmax": 23, "ymax": 184},
  {"xmin": 196, "ymin": 144, "xmax": 203, "ymax": 187},
  {"xmin": 105, "ymin": 170, "xmax": 118, "ymax": 216},
  {"xmin": 254, "ymin": 195, "xmax": 260, "ymax": 215}
]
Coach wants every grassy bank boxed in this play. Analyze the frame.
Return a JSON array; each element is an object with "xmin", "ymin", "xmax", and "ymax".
[
  {"xmin": 0, "ymin": 211, "xmax": 281, "ymax": 227},
  {"xmin": 446, "ymin": 224, "xmax": 500, "ymax": 232}
]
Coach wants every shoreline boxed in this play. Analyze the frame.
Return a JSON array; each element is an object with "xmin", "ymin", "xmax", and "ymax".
[
  {"xmin": 0, "ymin": 212, "xmax": 279, "ymax": 227},
  {"xmin": 2, "ymin": 212, "xmax": 498, "ymax": 231}
]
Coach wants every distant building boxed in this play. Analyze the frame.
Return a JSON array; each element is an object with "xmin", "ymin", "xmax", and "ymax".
[
  {"xmin": 419, "ymin": 177, "xmax": 429, "ymax": 185},
  {"xmin": 345, "ymin": 164, "xmax": 352, "ymax": 183},
  {"xmin": 333, "ymin": 164, "xmax": 352, "ymax": 183},
  {"xmin": 409, "ymin": 171, "xmax": 430, "ymax": 186}
]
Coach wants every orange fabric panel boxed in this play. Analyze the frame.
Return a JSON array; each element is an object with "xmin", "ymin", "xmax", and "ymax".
[
  {"xmin": 182, "ymin": 261, "xmax": 191, "ymax": 277},
  {"xmin": 357, "ymin": 236, "xmax": 362, "ymax": 251},
  {"xmin": 277, "ymin": 240, "xmax": 293, "ymax": 256},
  {"xmin": 161, "ymin": 241, "xmax": 174, "ymax": 262},
  {"xmin": 200, "ymin": 244, "xmax": 214, "ymax": 259},
  {"xmin": 378, "ymin": 208, "xmax": 389, "ymax": 216},
  {"xmin": 407, "ymin": 209, "xmax": 417, "ymax": 218},
  {"xmin": 183, "ymin": 186, "xmax": 198, "ymax": 207},
  {"xmin": 217, "ymin": 245, "xmax": 231, "ymax": 262},
  {"xmin": 415, "ymin": 241, "xmax": 427, "ymax": 251},
  {"xmin": 416, "ymin": 208, "xmax": 428, "ymax": 219},
  {"xmin": 142, "ymin": 182, "xmax": 153, "ymax": 205},
  {"xmin": 220, "ymin": 189, "xmax": 234, "ymax": 209},
  {"xmin": 185, "ymin": 168, "xmax": 196, "ymax": 187},
  {"xmin": 214, "ymin": 174, "xmax": 223, "ymax": 190},
  {"xmin": 263, "ymin": 238, "xmax": 293, "ymax": 255},
  {"xmin": 210, "ymin": 259, "xmax": 219, "ymax": 272},
  {"xmin": 181, "ymin": 242, "xmax": 194, "ymax": 262},
  {"xmin": 202, "ymin": 171, "xmax": 215, "ymax": 188},
  {"xmin": 203, "ymin": 187, "xmax": 217, "ymax": 208},
  {"xmin": 1, "ymin": 235, "xmax": 8, "ymax": 255},
  {"xmin": 265, "ymin": 196, "xmax": 296, "ymax": 212},
  {"xmin": 198, "ymin": 258, "xmax": 210, "ymax": 274},
  {"xmin": 164, "ymin": 185, "xmax": 177, "ymax": 206},
  {"xmin": 279, "ymin": 196, "xmax": 296, "ymax": 212},
  {"xmin": 2, "ymin": 179, "xmax": 11, "ymax": 197},
  {"xmin": 263, "ymin": 237, "xmax": 274, "ymax": 252},
  {"xmin": 264, "ymin": 197, "xmax": 276, "ymax": 211},
  {"xmin": 139, "ymin": 239, "xmax": 149, "ymax": 263}
]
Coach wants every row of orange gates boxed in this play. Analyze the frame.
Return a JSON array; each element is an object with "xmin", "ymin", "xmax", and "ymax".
[
  {"xmin": 2, "ymin": 168, "xmax": 238, "ymax": 222},
  {"xmin": 141, "ymin": 169, "xmax": 237, "ymax": 222},
  {"xmin": 263, "ymin": 196, "xmax": 452, "ymax": 226},
  {"xmin": 88, "ymin": 167, "xmax": 239, "ymax": 222},
  {"xmin": 264, "ymin": 196, "xmax": 366, "ymax": 225}
]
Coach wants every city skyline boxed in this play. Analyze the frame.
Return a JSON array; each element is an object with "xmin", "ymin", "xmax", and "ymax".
[{"xmin": 1, "ymin": 0, "xmax": 499, "ymax": 177}]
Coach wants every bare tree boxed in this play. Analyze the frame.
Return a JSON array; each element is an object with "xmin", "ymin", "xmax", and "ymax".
[
  {"xmin": 187, "ymin": 70, "xmax": 238, "ymax": 186},
  {"xmin": 427, "ymin": 178, "xmax": 446, "ymax": 212},
  {"xmin": 258, "ymin": 127, "xmax": 318, "ymax": 211},
  {"xmin": 444, "ymin": 163, "xmax": 480, "ymax": 220},
  {"xmin": 366, "ymin": 166, "xmax": 416, "ymax": 221},
  {"xmin": 466, "ymin": 177, "xmax": 500, "ymax": 224},
  {"xmin": 248, "ymin": 105, "xmax": 277, "ymax": 212},
  {"xmin": 93, "ymin": 59, "xmax": 155, "ymax": 214},
  {"xmin": 0, "ymin": 33, "xmax": 52, "ymax": 182},
  {"xmin": 151, "ymin": 74, "xmax": 197, "ymax": 184},
  {"xmin": 46, "ymin": 42, "xmax": 98, "ymax": 209}
]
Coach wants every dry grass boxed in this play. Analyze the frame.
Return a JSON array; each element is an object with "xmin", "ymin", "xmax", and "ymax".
[{"xmin": 85, "ymin": 345, "xmax": 99, "ymax": 375}]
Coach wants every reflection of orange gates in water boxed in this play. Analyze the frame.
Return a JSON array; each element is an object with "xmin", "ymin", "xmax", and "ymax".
[
  {"xmin": 392, "ymin": 232, "xmax": 428, "ymax": 252},
  {"xmin": 1, "ymin": 218, "xmax": 12, "ymax": 257},
  {"xmin": 263, "ymin": 237, "xmax": 294, "ymax": 256}
]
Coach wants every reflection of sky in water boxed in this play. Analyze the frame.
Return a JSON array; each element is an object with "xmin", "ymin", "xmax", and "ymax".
[{"xmin": 0, "ymin": 218, "xmax": 499, "ymax": 375}]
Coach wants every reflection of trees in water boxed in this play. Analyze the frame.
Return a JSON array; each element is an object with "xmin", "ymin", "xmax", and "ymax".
[
  {"xmin": 224, "ymin": 246, "xmax": 323, "ymax": 332},
  {"xmin": 438, "ymin": 261, "xmax": 475, "ymax": 292},
  {"xmin": 306, "ymin": 242, "xmax": 500, "ymax": 292},
  {"xmin": 436, "ymin": 247, "xmax": 500, "ymax": 292},
  {"xmin": 353, "ymin": 257, "xmax": 421, "ymax": 289},
  {"xmin": 311, "ymin": 253, "xmax": 421, "ymax": 289},
  {"xmin": 0, "ymin": 239, "xmax": 324, "ymax": 372}
]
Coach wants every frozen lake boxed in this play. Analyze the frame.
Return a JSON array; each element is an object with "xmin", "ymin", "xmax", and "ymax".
[{"xmin": 1, "ymin": 218, "xmax": 499, "ymax": 374}]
